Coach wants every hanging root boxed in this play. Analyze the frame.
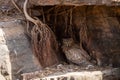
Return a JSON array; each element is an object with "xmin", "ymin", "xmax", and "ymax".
[
  {"xmin": 23, "ymin": 0, "xmax": 60, "ymax": 68},
  {"xmin": 79, "ymin": 18, "xmax": 88, "ymax": 44},
  {"xmin": 79, "ymin": 18, "xmax": 91, "ymax": 60},
  {"xmin": 11, "ymin": 0, "xmax": 23, "ymax": 13}
]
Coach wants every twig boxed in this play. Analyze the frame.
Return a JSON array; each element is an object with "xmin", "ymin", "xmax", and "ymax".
[
  {"xmin": 11, "ymin": 0, "xmax": 23, "ymax": 13},
  {"xmin": 56, "ymin": 6, "xmax": 77, "ymax": 15}
]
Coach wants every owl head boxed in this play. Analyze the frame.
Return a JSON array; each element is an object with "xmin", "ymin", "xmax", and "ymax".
[{"xmin": 62, "ymin": 38, "xmax": 74, "ymax": 47}]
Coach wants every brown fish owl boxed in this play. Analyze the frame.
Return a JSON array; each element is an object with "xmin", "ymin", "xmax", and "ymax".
[{"xmin": 62, "ymin": 38, "xmax": 91, "ymax": 66}]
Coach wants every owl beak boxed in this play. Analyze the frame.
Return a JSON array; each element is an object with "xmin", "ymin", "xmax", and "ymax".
[
  {"xmin": 67, "ymin": 44, "xmax": 68, "ymax": 47},
  {"xmin": 67, "ymin": 44, "xmax": 69, "ymax": 47}
]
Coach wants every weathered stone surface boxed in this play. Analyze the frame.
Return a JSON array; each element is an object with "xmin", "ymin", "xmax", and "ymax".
[
  {"xmin": 0, "ymin": 74, "xmax": 6, "ymax": 80},
  {"xmin": 29, "ymin": 0, "xmax": 120, "ymax": 5},
  {"xmin": 86, "ymin": 6, "xmax": 120, "ymax": 66},
  {"xmin": 0, "ymin": 0, "xmax": 120, "ymax": 8},
  {"xmin": 0, "ymin": 18, "xmax": 40, "ymax": 80},
  {"xmin": 22, "ymin": 68, "xmax": 120, "ymax": 80}
]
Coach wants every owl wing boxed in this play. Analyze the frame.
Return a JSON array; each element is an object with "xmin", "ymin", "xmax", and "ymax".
[
  {"xmin": 64, "ymin": 48, "xmax": 87, "ymax": 64},
  {"xmin": 77, "ymin": 48, "xmax": 91, "ymax": 60},
  {"xmin": 72, "ymin": 44, "xmax": 91, "ymax": 60}
]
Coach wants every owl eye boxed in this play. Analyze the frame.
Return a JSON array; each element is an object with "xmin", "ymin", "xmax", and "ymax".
[{"xmin": 63, "ymin": 39, "xmax": 68, "ymax": 42}]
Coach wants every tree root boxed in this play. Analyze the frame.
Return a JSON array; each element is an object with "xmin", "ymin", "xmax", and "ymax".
[{"xmin": 23, "ymin": 0, "xmax": 60, "ymax": 68}]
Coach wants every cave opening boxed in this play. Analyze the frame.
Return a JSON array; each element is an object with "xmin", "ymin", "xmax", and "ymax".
[{"xmin": 26, "ymin": 5, "xmax": 120, "ymax": 68}]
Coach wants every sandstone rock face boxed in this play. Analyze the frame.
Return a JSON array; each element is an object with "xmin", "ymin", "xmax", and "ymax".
[
  {"xmin": 0, "ymin": 18, "xmax": 40, "ymax": 80},
  {"xmin": 0, "ymin": 74, "xmax": 6, "ymax": 80},
  {"xmin": 86, "ymin": 6, "xmax": 120, "ymax": 66},
  {"xmin": 0, "ymin": 0, "xmax": 120, "ymax": 8},
  {"xmin": 22, "ymin": 68, "xmax": 120, "ymax": 80}
]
